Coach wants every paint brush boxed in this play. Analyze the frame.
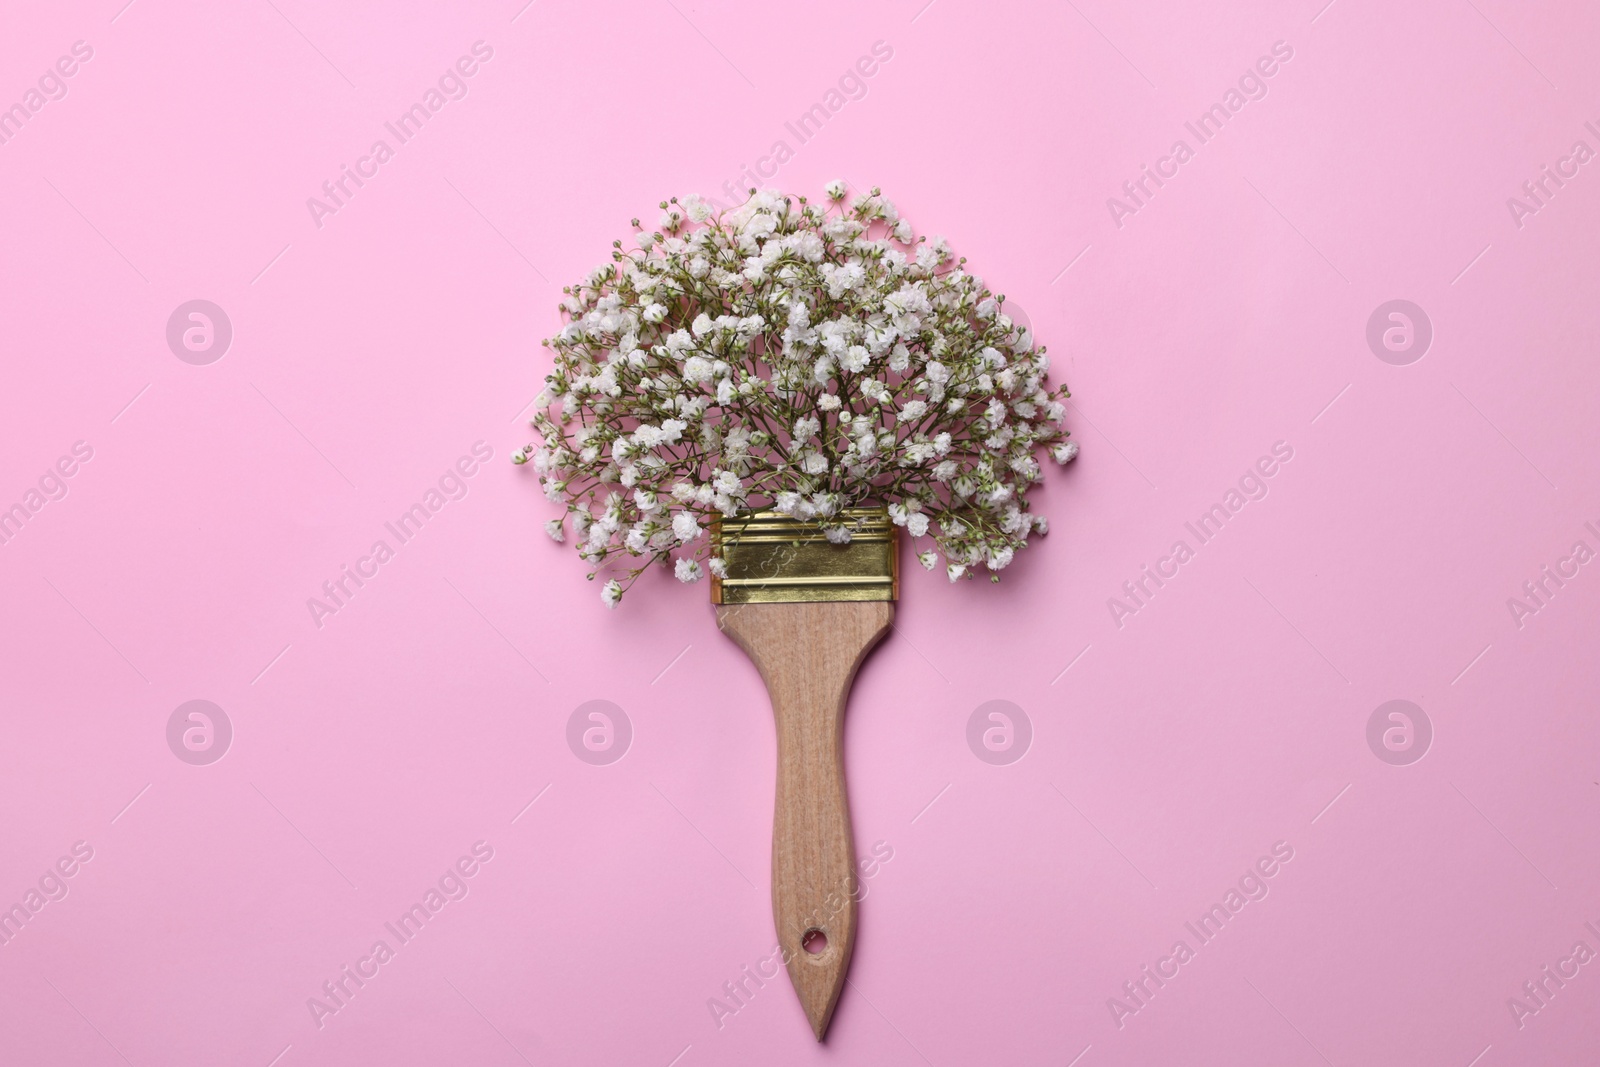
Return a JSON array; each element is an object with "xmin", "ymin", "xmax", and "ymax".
[
  {"xmin": 710, "ymin": 508, "xmax": 897, "ymax": 1038},
  {"xmin": 516, "ymin": 183, "xmax": 1077, "ymax": 1042}
]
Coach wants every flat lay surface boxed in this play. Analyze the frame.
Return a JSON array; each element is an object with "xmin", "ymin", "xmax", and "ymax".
[{"xmin": 3, "ymin": 1, "xmax": 1599, "ymax": 1064}]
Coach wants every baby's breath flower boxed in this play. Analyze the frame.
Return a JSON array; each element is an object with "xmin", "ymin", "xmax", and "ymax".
[
  {"xmin": 672, "ymin": 510, "xmax": 702, "ymax": 543},
  {"xmin": 519, "ymin": 184, "xmax": 1075, "ymax": 605}
]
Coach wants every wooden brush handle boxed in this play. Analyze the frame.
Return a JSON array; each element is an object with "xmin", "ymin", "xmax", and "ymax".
[{"xmin": 715, "ymin": 599, "xmax": 894, "ymax": 1040}]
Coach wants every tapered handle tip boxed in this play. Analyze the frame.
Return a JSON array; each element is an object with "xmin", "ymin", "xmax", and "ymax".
[{"xmin": 784, "ymin": 923, "xmax": 853, "ymax": 1040}]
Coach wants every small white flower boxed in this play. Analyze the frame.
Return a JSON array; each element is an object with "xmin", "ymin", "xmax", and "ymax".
[
  {"xmin": 543, "ymin": 518, "xmax": 565, "ymax": 542},
  {"xmin": 672, "ymin": 511, "xmax": 702, "ymax": 542},
  {"xmin": 824, "ymin": 179, "xmax": 848, "ymax": 201},
  {"xmin": 907, "ymin": 513, "xmax": 930, "ymax": 537},
  {"xmin": 1052, "ymin": 440, "xmax": 1080, "ymax": 464},
  {"xmin": 918, "ymin": 551, "xmax": 937, "ymax": 570},
  {"xmin": 683, "ymin": 194, "xmax": 713, "ymax": 222},
  {"xmin": 947, "ymin": 563, "xmax": 966, "ymax": 582},
  {"xmin": 898, "ymin": 399, "xmax": 928, "ymax": 423},
  {"xmin": 674, "ymin": 558, "xmax": 703, "ymax": 582},
  {"xmin": 884, "ymin": 283, "xmax": 930, "ymax": 317},
  {"xmin": 601, "ymin": 579, "xmax": 623, "ymax": 608},
  {"xmin": 788, "ymin": 231, "xmax": 825, "ymax": 261},
  {"xmin": 744, "ymin": 214, "xmax": 779, "ymax": 242}
]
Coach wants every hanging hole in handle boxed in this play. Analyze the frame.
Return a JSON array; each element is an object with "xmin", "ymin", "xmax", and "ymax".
[{"xmin": 802, "ymin": 928, "xmax": 829, "ymax": 956}]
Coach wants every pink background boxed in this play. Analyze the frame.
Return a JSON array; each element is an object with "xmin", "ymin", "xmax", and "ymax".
[{"xmin": 3, "ymin": 0, "xmax": 1599, "ymax": 1063}]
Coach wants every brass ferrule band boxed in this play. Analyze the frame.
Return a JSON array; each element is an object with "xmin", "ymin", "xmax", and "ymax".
[{"xmin": 710, "ymin": 508, "xmax": 900, "ymax": 604}]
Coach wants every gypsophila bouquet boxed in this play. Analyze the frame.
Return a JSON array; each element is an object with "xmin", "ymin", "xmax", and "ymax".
[{"xmin": 515, "ymin": 183, "xmax": 1078, "ymax": 607}]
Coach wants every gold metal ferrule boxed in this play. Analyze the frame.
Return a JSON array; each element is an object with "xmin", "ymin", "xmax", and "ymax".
[{"xmin": 709, "ymin": 508, "xmax": 900, "ymax": 605}]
